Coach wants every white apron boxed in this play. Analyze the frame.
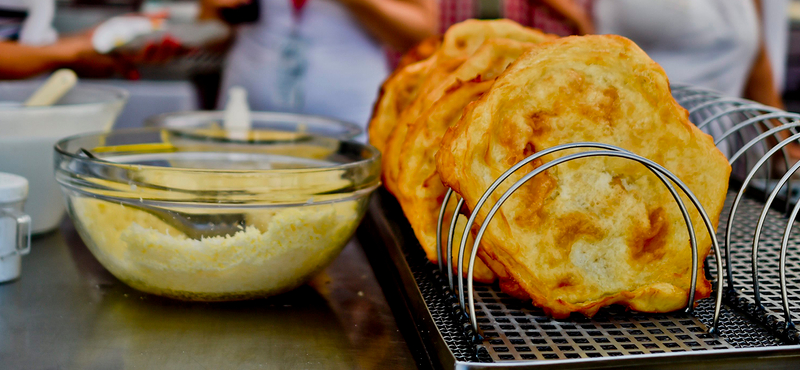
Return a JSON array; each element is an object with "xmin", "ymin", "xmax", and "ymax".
[
  {"xmin": 594, "ymin": 0, "xmax": 759, "ymax": 98},
  {"xmin": 220, "ymin": 0, "xmax": 389, "ymax": 133}
]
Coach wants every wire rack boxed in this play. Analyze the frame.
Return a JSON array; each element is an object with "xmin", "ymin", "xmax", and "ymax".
[{"xmin": 361, "ymin": 84, "xmax": 800, "ymax": 369}]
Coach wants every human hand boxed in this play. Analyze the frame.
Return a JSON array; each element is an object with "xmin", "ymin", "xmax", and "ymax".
[
  {"xmin": 117, "ymin": 34, "xmax": 192, "ymax": 65},
  {"xmin": 58, "ymin": 32, "xmax": 189, "ymax": 80},
  {"xmin": 573, "ymin": 13, "xmax": 595, "ymax": 35},
  {"xmin": 205, "ymin": 0, "xmax": 252, "ymax": 8},
  {"xmin": 53, "ymin": 33, "xmax": 121, "ymax": 78},
  {"xmin": 199, "ymin": 0, "xmax": 252, "ymax": 19}
]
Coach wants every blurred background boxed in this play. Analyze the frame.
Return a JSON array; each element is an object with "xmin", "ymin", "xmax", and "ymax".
[
  {"xmin": 3, "ymin": 0, "xmax": 800, "ymax": 128},
  {"xmin": 782, "ymin": 0, "xmax": 800, "ymax": 111}
]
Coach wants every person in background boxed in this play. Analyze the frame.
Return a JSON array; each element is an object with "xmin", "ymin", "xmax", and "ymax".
[
  {"xmin": 0, "ymin": 0, "xmax": 183, "ymax": 80},
  {"xmin": 439, "ymin": 0, "xmax": 593, "ymax": 36},
  {"xmin": 593, "ymin": 0, "xmax": 783, "ymax": 109},
  {"xmin": 202, "ymin": 0, "xmax": 438, "ymax": 130},
  {"xmin": 761, "ymin": 0, "xmax": 789, "ymax": 95},
  {"xmin": 593, "ymin": 0, "xmax": 800, "ymax": 171},
  {"xmin": 0, "ymin": 32, "xmax": 116, "ymax": 79}
]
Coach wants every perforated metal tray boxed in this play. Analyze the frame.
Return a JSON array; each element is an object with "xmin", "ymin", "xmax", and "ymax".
[
  {"xmin": 358, "ymin": 189, "xmax": 800, "ymax": 369},
  {"xmin": 358, "ymin": 85, "xmax": 800, "ymax": 369}
]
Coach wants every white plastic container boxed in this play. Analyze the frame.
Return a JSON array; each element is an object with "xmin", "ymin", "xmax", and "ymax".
[
  {"xmin": 0, "ymin": 81, "xmax": 127, "ymax": 234},
  {"xmin": 0, "ymin": 172, "xmax": 31, "ymax": 283}
]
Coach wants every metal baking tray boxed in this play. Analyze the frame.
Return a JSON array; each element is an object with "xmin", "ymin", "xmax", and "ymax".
[{"xmin": 357, "ymin": 86, "xmax": 800, "ymax": 369}]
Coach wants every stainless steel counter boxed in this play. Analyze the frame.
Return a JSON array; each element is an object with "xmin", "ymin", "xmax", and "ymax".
[{"xmin": 0, "ymin": 220, "xmax": 418, "ymax": 369}]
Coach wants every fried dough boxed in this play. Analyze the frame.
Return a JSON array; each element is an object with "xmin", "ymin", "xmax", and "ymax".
[
  {"xmin": 389, "ymin": 39, "xmax": 545, "ymax": 281},
  {"xmin": 368, "ymin": 58, "xmax": 434, "ymax": 153},
  {"xmin": 396, "ymin": 36, "xmax": 442, "ymax": 71},
  {"xmin": 398, "ymin": 79, "xmax": 496, "ymax": 281},
  {"xmin": 436, "ymin": 35, "xmax": 731, "ymax": 318},
  {"xmin": 368, "ymin": 19, "xmax": 554, "ymax": 153},
  {"xmin": 383, "ymin": 38, "xmax": 544, "ymax": 196}
]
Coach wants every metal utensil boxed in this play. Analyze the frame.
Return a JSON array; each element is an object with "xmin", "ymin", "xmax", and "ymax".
[
  {"xmin": 78, "ymin": 148, "xmax": 245, "ymax": 240},
  {"xmin": 24, "ymin": 69, "xmax": 77, "ymax": 107}
]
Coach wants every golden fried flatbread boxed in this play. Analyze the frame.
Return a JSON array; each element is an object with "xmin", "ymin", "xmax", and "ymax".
[
  {"xmin": 436, "ymin": 35, "xmax": 731, "ymax": 318},
  {"xmin": 396, "ymin": 36, "xmax": 442, "ymax": 71},
  {"xmin": 368, "ymin": 19, "xmax": 554, "ymax": 154},
  {"xmin": 389, "ymin": 38, "xmax": 546, "ymax": 281},
  {"xmin": 382, "ymin": 37, "xmax": 554, "ymax": 196},
  {"xmin": 437, "ymin": 19, "xmax": 555, "ymax": 60},
  {"xmin": 397, "ymin": 79, "xmax": 497, "ymax": 282},
  {"xmin": 368, "ymin": 58, "xmax": 434, "ymax": 153}
]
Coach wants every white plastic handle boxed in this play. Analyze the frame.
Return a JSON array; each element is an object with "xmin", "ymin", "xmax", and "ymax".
[
  {"xmin": 0, "ymin": 208, "xmax": 31, "ymax": 259},
  {"xmin": 24, "ymin": 69, "xmax": 78, "ymax": 107}
]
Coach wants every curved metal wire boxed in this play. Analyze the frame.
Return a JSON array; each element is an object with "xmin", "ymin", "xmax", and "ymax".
[
  {"xmin": 693, "ymin": 103, "xmax": 766, "ymax": 180},
  {"xmin": 712, "ymin": 112, "xmax": 799, "ymax": 203},
  {"xmin": 675, "ymin": 94, "xmax": 725, "ymax": 109},
  {"xmin": 669, "ymin": 83, "xmax": 694, "ymax": 91},
  {"xmin": 671, "ymin": 85, "xmax": 721, "ymax": 103},
  {"xmin": 435, "ymin": 187, "xmax": 464, "ymax": 292},
  {"xmin": 715, "ymin": 112, "xmax": 800, "ymax": 146},
  {"xmin": 686, "ymin": 97, "xmax": 757, "ymax": 117},
  {"xmin": 696, "ymin": 105, "xmax": 779, "ymax": 131},
  {"xmin": 694, "ymin": 104, "xmax": 784, "ymax": 174},
  {"xmin": 724, "ymin": 123, "xmax": 800, "ymax": 293},
  {"xmin": 780, "ymin": 197, "xmax": 800, "ymax": 330},
  {"xmin": 436, "ymin": 189, "xmax": 454, "ymax": 273},
  {"xmin": 734, "ymin": 109, "xmax": 791, "ymax": 206},
  {"xmin": 694, "ymin": 105, "xmax": 775, "ymax": 171},
  {"xmin": 753, "ymin": 159, "xmax": 800, "ymax": 313},
  {"xmin": 724, "ymin": 132, "xmax": 800, "ymax": 306},
  {"xmin": 429, "ymin": 86, "xmax": 800, "ymax": 342},
  {"xmin": 705, "ymin": 107, "xmax": 800, "ymax": 332},
  {"xmin": 446, "ymin": 196, "xmax": 465, "ymax": 292},
  {"xmin": 465, "ymin": 147, "xmax": 725, "ymax": 335},
  {"xmin": 674, "ymin": 93, "xmax": 717, "ymax": 106},
  {"xmin": 440, "ymin": 143, "xmax": 723, "ymax": 335},
  {"xmin": 671, "ymin": 83, "xmax": 722, "ymax": 95},
  {"xmin": 450, "ymin": 143, "xmax": 625, "ymax": 312},
  {"xmin": 763, "ymin": 159, "xmax": 800, "ymax": 330}
]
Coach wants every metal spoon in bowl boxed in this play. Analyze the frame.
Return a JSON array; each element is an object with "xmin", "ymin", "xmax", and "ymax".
[{"xmin": 77, "ymin": 148, "xmax": 246, "ymax": 240}]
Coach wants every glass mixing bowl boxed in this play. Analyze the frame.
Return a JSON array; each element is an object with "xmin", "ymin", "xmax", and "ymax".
[
  {"xmin": 54, "ymin": 128, "xmax": 381, "ymax": 301},
  {"xmin": 145, "ymin": 111, "xmax": 363, "ymax": 140}
]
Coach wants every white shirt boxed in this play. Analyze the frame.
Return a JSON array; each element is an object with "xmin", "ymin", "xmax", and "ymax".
[
  {"xmin": 0, "ymin": 0, "xmax": 57, "ymax": 44},
  {"xmin": 594, "ymin": 0, "xmax": 759, "ymax": 98},
  {"xmin": 761, "ymin": 0, "xmax": 788, "ymax": 92},
  {"xmin": 220, "ymin": 0, "xmax": 389, "ymax": 133}
]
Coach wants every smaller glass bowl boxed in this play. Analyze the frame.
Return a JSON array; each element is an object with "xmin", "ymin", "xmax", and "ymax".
[
  {"xmin": 0, "ymin": 81, "xmax": 128, "ymax": 234},
  {"xmin": 145, "ymin": 110, "xmax": 363, "ymax": 140},
  {"xmin": 55, "ymin": 128, "xmax": 380, "ymax": 301}
]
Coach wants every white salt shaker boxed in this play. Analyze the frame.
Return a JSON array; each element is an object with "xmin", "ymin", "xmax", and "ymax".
[{"xmin": 0, "ymin": 172, "xmax": 31, "ymax": 283}]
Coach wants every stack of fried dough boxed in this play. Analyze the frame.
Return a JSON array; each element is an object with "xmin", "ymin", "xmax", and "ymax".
[{"xmin": 369, "ymin": 19, "xmax": 731, "ymax": 318}]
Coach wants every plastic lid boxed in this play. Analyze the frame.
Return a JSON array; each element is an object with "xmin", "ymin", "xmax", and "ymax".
[{"xmin": 0, "ymin": 172, "xmax": 29, "ymax": 203}]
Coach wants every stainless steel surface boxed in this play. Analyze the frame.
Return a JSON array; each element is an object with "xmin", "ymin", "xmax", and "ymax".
[
  {"xmin": 362, "ymin": 190, "xmax": 800, "ymax": 369},
  {"xmin": 0, "ymin": 220, "xmax": 417, "ymax": 369}
]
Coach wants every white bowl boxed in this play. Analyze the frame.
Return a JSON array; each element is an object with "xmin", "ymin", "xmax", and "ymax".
[{"xmin": 0, "ymin": 81, "xmax": 127, "ymax": 234}]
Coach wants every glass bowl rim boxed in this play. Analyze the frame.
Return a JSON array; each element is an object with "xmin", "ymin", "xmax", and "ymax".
[
  {"xmin": 0, "ymin": 81, "xmax": 129, "ymax": 112},
  {"xmin": 144, "ymin": 110, "xmax": 363, "ymax": 139},
  {"xmin": 54, "ymin": 127, "xmax": 382, "ymax": 176}
]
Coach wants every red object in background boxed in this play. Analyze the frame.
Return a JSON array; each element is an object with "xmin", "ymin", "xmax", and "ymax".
[
  {"xmin": 386, "ymin": 0, "xmax": 593, "ymax": 69},
  {"xmin": 291, "ymin": 0, "xmax": 309, "ymax": 18}
]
